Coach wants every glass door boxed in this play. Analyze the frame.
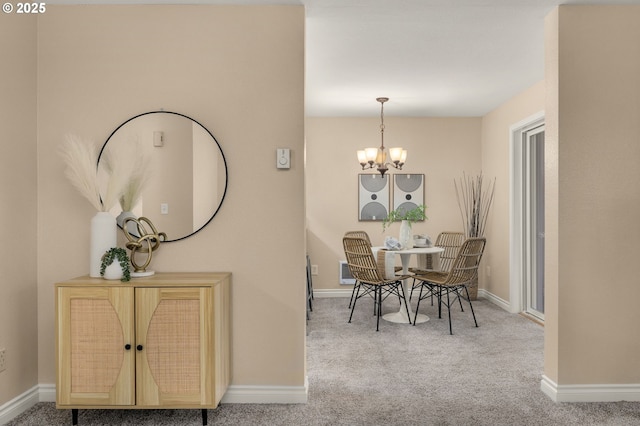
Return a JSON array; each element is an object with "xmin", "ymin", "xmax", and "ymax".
[{"xmin": 523, "ymin": 125, "xmax": 545, "ymax": 321}]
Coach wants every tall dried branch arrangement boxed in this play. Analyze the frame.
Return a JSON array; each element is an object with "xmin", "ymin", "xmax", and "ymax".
[
  {"xmin": 454, "ymin": 173, "xmax": 496, "ymax": 238},
  {"xmin": 60, "ymin": 134, "xmax": 127, "ymax": 212}
]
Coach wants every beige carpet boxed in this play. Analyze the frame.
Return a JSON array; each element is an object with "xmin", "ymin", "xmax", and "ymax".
[{"xmin": 7, "ymin": 297, "xmax": 640, "ymax": 425}]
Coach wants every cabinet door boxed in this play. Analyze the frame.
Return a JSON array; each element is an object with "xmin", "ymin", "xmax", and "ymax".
[
  {"xmin": 56, "ymin": 287, "xmax": 135, "ymax": 406},
  {"xmin": 136, "ymin": 287, "xmax": 214, "ymax": 407}
]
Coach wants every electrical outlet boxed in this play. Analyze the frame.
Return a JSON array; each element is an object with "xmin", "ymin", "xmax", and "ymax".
[
  {"xmin": 0, "ymin": 348, "xmax": 6, "ymax": 372},
  {"xmin": 311, "ymin": 265, "xmax": 318, "ymax": 275}
]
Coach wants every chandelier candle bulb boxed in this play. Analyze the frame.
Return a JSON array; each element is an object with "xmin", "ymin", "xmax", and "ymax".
[
  {"xmin": 365, "ymin": 147, "xmax": 378, "ymax": 163},
  {"xmin": 389, "ymin": 147, "xmax": 404, "ymax": 162},
  {"xmin": 357, "ymin": 150, "xmax": 367, "ymax": 165}
]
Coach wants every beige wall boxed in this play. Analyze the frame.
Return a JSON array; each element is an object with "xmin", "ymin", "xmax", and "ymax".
[
  {"xmin": 306, "ymin": 117, "xmax": 481, "ymax": 290},
  {"xmin": 306, "ymin": 88, "xmax": 546, "ymax": 296},
  {"xmin": 5, "ymin": 1, "xmax": 640, "ymax": 410},
  {"xmin": 544, "ymin": 6, "xmax": 560, "ymax": 386},
  {"xmin": 481, "ymin": 80, "xmax": 545, "ymax": 301},
  {"xmin": 545, "ymin": 5, "xmax": 640, "ymax": 385},
  {"xmin": 0, "ymin": 14, "xmax": 39, "ymax": 405},
  {"xmin": 34, "ymin": 4, "xmax": 305, "ymax": 392}
]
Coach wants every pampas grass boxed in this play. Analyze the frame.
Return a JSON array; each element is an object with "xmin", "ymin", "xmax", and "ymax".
[
  {"xmin": 60, "ymin": 134, "xmax": 128, "ymax": 212},
  {"xmin": 454, "ymin": 172, "xmax": 496, "ymax": 238},
  {"xmin": 59, "ymin": 135, "xmax": 104, "ymax": 211},
  {"xmin": 101, "ymin": 147, "xmax": 133, "ymax": 212},
  {"xmin": 106, "ymin": 138, "xmax": 151, "ymax": 212}
]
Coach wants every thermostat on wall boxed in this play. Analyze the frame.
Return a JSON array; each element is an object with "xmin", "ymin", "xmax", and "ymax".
[{"xmin": 276, "ymin": 148, "xmax": 290, "ymax": 169}]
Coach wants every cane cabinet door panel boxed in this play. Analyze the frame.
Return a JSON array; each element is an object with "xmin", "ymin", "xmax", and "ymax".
[
  {"xmin": 56, "ymin": 287, "xmax": 135, "ymax": 406},
  {"xmin": 135, "ymin": 287, "xmax": 214, "ymax": 407}
]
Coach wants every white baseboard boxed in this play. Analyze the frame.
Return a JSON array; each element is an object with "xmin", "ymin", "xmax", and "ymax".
[
  {"xmin": 541, "ymin": 375, "xmax": 640, "ymax": 402},
  {"xmin": 0, "ymin": 384, "xmax": 46, "ymax": 425},
  {"xmin": 0, "ymin": 378, "xmax": 307, "ymax": 424},
  {"xmin": 221, "ymin": 377, "xmax": 308, "ymax": 404},
  {"xmin": 312, "ymin": 288, "xmax": 352, "ymax": 298},
  {"xmin": 316, "ymin": 287, "xmax": 513, "ymax": 313},
  {"xmin": 477, "ymin": 289, "xmax": 511, "ymax": 311},
  {"xmin": 38, "ymin": 384, "xmax": 56, "ymax": 403}
]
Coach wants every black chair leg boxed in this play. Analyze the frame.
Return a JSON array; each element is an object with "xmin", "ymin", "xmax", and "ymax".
[
  {"xmin": 397, "ymin": 281, "xmax": 411, "ymax": 324},
  {"xmin": 372, "ymin": 286, "xmax": 376, "ymax": 315},
  {"xmin": 376, "ymin": 286, "xmax": 382, "ymax": 331},
  {"xmin": 202, "ymin": 409, "xmax": 208, "ymax": 425},
  {"xmin": 348, "ymin": 281, "xmax": 359, "ymax": 308},
  {"xmin": 457, "ymin": 288, "xmax": 465, "ymax": 312},
  {"xmin": 306, "ymin": 256, "xmax": 314, "ymax": 311},
  {"xmin": 446, "ymin": 288, "xmax": 453, "ymax": 335},
  {"xmin": 72, "ymin": 409, "xmax": 78, "ymax": 425},
  {"xmin": 413, "ymin": 282, "xmax": 425, "ymax": 325},
  {"xmin": 464, "ymin": 286, "xmax": 479, "ymax": 327},
  {"xmin": 348, "ymin": 285, "xmax": 361, "ymax": 323}
]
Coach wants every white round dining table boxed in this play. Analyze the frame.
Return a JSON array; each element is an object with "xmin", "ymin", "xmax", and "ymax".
[{"xmin": 372, "ymin": 246, "xmax": 445, "ymax": 324}]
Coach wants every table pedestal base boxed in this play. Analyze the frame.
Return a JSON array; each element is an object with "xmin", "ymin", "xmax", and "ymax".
[{"xmin": 382, "ymin": 311, "xmax": 429, "ymax": 324}]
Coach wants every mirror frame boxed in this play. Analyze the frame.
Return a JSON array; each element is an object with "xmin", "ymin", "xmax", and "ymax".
[{"xmin": 99, "ymin": 110, "xmax": 228, "ymax": 242}]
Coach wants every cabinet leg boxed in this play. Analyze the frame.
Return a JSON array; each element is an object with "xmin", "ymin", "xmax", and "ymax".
[
  {"xmin": 71, "ymin": 409, "xmax": 78, "ymax": 425},
  {"xmin": 201, "ymin": 409, "xmax": 208, "ymax": 425}
]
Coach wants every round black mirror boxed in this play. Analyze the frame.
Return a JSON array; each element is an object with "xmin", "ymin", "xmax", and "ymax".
[{"xmin": 98, "ymin": 111, "xmax": 228, "ymax": 242}]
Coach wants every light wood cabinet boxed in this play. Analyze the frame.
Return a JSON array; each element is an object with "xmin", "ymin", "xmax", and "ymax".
[{"xmin": 55, "ymin": 273, "xmax": 231, "ymax": 425}]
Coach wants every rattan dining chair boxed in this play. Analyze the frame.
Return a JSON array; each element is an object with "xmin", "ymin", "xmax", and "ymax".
[
  {"xmin": 344, "ymin": 231, "xmax": 372, "ymax": 309},
  {"xmin": 306, "ymin": 254, "xmax": 313, "ymax": 320},
  {"xmin": 410, "ymin": 231, "xmax": 464, "ymax": 301},
  {"xmin": 412, "ymin": 237, "xmax": 486, "ymax": 334},
  {"xmin": 343, "ymin": 236, "xmax": 411, "ymax": 331}
]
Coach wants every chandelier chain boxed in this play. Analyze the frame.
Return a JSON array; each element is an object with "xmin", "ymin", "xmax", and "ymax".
[{"xmin": 379, "ymin": 100, "xmax": 385, "ymax": 148}]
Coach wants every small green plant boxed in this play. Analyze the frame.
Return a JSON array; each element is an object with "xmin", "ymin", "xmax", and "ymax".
[
  {"xmin": 100, "ymin": 247, "xmax": 131, "ymax": 282},
  {"xmin": 382, "ymin": 204, "xmax": 427, "ymax": 231}
]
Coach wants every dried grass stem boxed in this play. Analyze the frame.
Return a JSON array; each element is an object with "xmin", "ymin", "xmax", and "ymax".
[{"xmin": 454, "ymin": 173, "xmax": 496, "ymax": 238}]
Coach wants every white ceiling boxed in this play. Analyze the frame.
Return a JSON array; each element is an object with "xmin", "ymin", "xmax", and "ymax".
[{"xmin": 45, "ymin": 0, "xmax": 640, "ymax": 116}]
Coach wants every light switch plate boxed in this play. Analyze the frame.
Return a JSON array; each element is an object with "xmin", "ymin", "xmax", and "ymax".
[
  {"xmin": 276, "ymin": 148, "xmax": 290, "ymax": 169},
  {"xmin": 153, "ymin": 131, "xmax": 164, "ymax": 147}
]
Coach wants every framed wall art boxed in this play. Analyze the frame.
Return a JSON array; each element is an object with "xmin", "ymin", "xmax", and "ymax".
[
  {"xmin": 358, "ymin": 174, "xmax": 389, "ymax": 221},
  {"xmin": 392, "ymin": 174, "xmax": 425, "ymax": 216}
]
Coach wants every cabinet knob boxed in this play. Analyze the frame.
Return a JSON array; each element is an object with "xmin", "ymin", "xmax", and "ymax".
[
  {"xmin": 136, "ymin": 344, "xmax": 144, "ymax": 351},
  {"xmin": 124, "ymin": 344, "xmax": 131, "ymax": 350}
]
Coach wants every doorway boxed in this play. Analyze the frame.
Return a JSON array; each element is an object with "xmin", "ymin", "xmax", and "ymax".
[
  {"xmin": 522, "ymin": 125, "xmax": 545, "ymax": 321},
  {"xmin": 510, "ymin": 112, "xmax": 545, "ymax": 322}
]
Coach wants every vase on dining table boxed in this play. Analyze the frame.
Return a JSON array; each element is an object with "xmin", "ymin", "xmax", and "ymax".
[{"xmin": 398, "ymin": 220, "xmax": 413, "ymax": 249}]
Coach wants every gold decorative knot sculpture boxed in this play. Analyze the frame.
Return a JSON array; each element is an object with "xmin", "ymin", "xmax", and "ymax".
[{"xmin": 122, "ymin": 216, "xmax": 167, "ymax": 275}]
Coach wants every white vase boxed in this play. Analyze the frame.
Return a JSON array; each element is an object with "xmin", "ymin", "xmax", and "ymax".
[
  {"xmin": 90, "ymin": 212, "xmax": 117, "ymax": 277},
  {"xmin": 103, "ymin": 259, "xmax": 123, "ymax": 280},
  {"xmin": 399, "ymin": 220, "xmax": 413, "ymax": 249},
  {"xmin": 116, "ymin": 211, "xmax": 140, "ymax": 238}
]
